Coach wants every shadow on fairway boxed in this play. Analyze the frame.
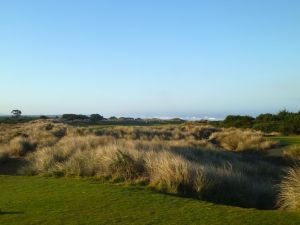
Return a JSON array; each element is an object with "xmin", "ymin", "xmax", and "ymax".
[{"xmin": 0, "ymin": 211, "xmax": 24, "ymax": 215}]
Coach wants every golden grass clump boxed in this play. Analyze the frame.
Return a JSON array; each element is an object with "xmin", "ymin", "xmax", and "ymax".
[
  {"xmin": 283, "ymin": 145, "xmax": 300, "ymax": 161},
  {"xmin": 144, "ymin": 151, "xmax": 205, "ymax": 194},
  {"xmin": 0, "ymin": 120, "xmax": 68, "ymax": 161},
  {"xmin": 209, "ymin": 128, "xmax": 276, "ymax": 151},
  {"xmin": 277, "ymin": 166, "xmax": 300, "ymax": 210},
  {"xmin": 22, "ymin": 135, "xmax": 111, "ymax": 176},
  {"xmin": 9, "ymin": 136, "xmax": 36, "ymax": 157},
  {"xmin": 104, "ymin": 149, "xmax": 146, "ymax": 181}
]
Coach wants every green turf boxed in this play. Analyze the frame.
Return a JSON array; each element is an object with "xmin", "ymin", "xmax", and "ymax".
[
  {"xmin": 270, "ymin": 136, "xmax": 300, "ymax": 145},
  {"xmin": 0, "ymin": 176, "xmax": 300, "ymax": 225}
]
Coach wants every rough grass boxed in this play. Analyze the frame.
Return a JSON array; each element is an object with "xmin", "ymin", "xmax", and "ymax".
[
  {"xmin": 209, "ymin": 128, "xmax": 276, "ymax": 151},
  {"xmin": 283, "ymin": 145, "xmax": 300, "ymax": 161},
  {"xmin": 20, "ymin": 134, "xmax": 281, "ymax": 208},
  {"xmin": 1, "ymin": 176, "xmax": 300, "ymax": 225},
  {"xmin": 0, "ymin": 120, "xmax": 288, "ymax": 209},
  {"xmin": 9, "ymin": 137, "xmax": 36, "ymax": 157}
]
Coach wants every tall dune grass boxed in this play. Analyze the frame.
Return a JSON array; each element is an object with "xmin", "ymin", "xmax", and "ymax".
[
  {"xmin": 283, "ymin": 145, "xmax": 300, "ymax": 161},
  {"xmin": 21, "ymin": 133, "xmax": 280, "ymax": 208},
  {"xmin": 0, "ymin": 120, "xmax": 284, "ymax": 209},
  {"xmin": 277, "ymin": 165, "xmax": 300, "ymax": 210},
  {"xmin": 9, "ymin": 136, "xmax": 36, "ymax": 156},
  {"xmin": 209, "ymin": 128, "xmax": 276, "ymax": 151}
]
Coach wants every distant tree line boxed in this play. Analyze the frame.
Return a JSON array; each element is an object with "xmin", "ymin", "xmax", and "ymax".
[
  {"xmin": 61, "ymin": 114, "xmax": 104, "ymax": 121},
  {"xmin": 221, "ymin": 110, "xmax": 300, "ymax": 135},
  {"xmin": 60, "ymin": 114, "xmax": 186, "ymax": 124}
]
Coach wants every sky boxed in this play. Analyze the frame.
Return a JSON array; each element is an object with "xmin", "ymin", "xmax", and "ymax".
[{"xmin": 0, "ymin": 0, "xmax": 299, "ymax": 119}]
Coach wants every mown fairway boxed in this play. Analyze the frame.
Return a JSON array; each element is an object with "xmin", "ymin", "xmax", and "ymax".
[
  {"xmin": 1, "ymin": 176, "xmax": 300, "ymax": 225},
  {"xmin": 270, "ymin": 136, "xmax": 300, "ymax": 145}
]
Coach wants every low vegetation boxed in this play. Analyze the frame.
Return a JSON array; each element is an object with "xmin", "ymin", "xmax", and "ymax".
[
  {"xmin": 0, "ymin": 119, "xmax": 289, "ymax": 210},
  {"xmin": 219, "ymin": 110, "xmax": 300, "ymax": 135},
  {"xmin": 1, "ymin": 119, "xmax": 300, "ymax": 212}
]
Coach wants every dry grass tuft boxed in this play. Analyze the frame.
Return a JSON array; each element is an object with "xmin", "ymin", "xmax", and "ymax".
[
  {"xmin": 107, "ymin": 150, "xmax": 146, "ymax": 181},
  {"xmin": 209, "ymin": 128, "xmax": 276, "ymax": 151},
  {"xmin": 9, "ymin": 137, "xmax": 36, "ymax": 157},
  {"xmin": 283, "ymin": 145, "xmax": 300, "ymax": 161},
  {"xmin": 277, "ymin": 166, "xmax": 300, "ymax": 210}
]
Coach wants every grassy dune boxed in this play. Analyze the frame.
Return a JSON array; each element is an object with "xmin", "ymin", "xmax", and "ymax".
[
  {"xmin": 0, "ymin": 121, "xmax": 282, "ymax": 209},
  {"xmin": 1, "ymin": 175, "xmax": 300, "ymax": 225},
  {"xmin": 1, "ymin": 120, "xmax": 300, "ymax": 223}
]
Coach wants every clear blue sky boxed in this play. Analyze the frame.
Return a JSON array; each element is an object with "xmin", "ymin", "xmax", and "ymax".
[{"xmin": 1, "ymin": 0, "xmax": 299, "ymax": 118}]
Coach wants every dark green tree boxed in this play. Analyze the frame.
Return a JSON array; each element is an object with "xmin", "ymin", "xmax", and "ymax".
[
  {"xmin": 90, "ymin": 114, "xmax": 104, "ymax": 122},
  {"xmin": 11, "ymin": 109, "xmax": 22, "ymax": 118}
]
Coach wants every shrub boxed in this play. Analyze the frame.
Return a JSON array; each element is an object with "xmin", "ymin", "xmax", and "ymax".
[
  {"xmin": 223, "ymin": 115, "xmax": 255, "ymax": 128},
  {"xmin": 90, "ymin": 114, "xmax": 104, "ymax": 122},
  {"xmin": 221, "ymin": 110, "xmax": 300, "ymax": 135},
  {"xmin": 61, "ymin": 114, "xmax": 89, "ymax": 121},
  {"xmin": 256, "ymin": 113, "xmax": 278, "ymax": 122}
]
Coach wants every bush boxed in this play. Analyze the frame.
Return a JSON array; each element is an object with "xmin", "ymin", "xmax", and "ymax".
[
  {"xmin": 223, "ymin": 115, "xmax": 255, "ymax": 128},
  {"xmin": 220, "ymin": 110, "xmax": 300, "ymax": 135},
  {"xmin": 90, "ymin": 114, "xmax": 104, "ymax": 122},
  {"xmin": 61, "ymin": 114, "xmax": 89, "ymax": 121},
  {"xmin": 256, "ymin": 113, "xmax": 278, "ymax": 122}
]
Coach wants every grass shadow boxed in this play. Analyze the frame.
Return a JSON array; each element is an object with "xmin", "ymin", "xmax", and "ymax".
[
  {"xmin": 166, "ymin": 146, "xmax": 285, "ymax": 210},
  {"xmin": 0, "ymin": 211, "xmax": 24, "ymax": 215},
  {"xmin": 0, "ymin": 158, "xmax": 27, "ymax": 175}
]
